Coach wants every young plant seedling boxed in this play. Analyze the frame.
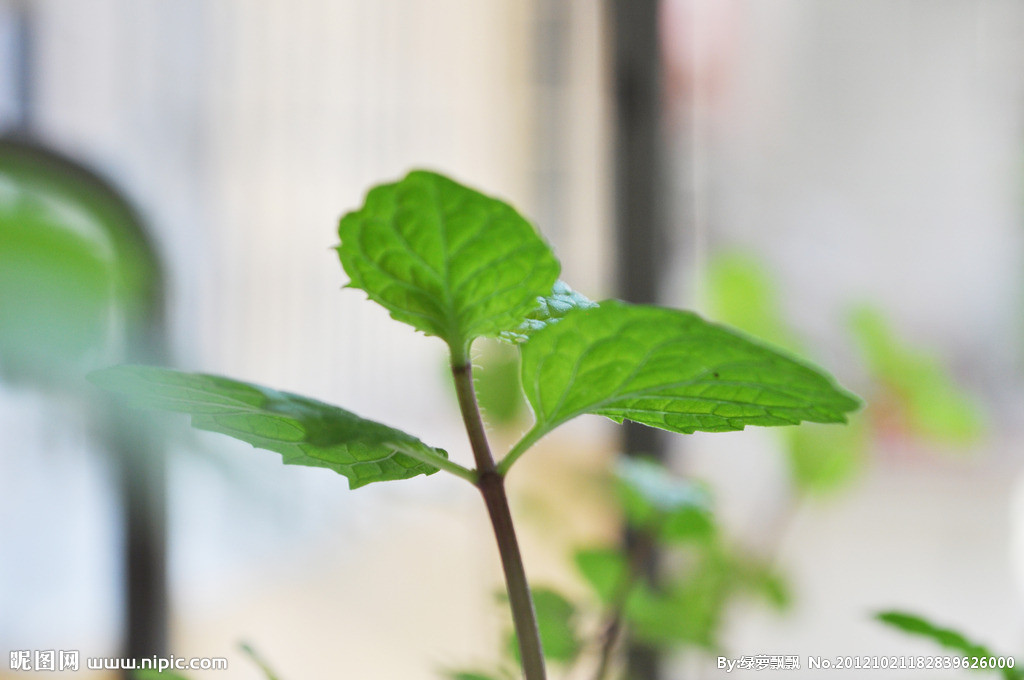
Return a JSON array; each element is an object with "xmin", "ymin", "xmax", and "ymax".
[{"xmin": 91, "ymin": 170, "xmax": 859, "ymax": 680}]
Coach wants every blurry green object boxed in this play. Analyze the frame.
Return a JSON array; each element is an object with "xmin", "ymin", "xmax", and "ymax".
[
  {"xmin": 573, "ymin": 548, "xmax": 748, "ymax": 651},
  {"xmin": 619, "ymin": 544, "xmax": 788, "ymax": 650},
  {"xmin": 0, "ymin": 137, "xmax": 162, "ymax": 384},
  {"xmin": 507, "ymin": 588, "xmax": 581, "ymax": 665},
  {"xmin": 705, "ymin": 251, "xmax": 985, "ymax": 496},
  {"xmin": 877, "ymin": 611, "xmax": 1022, "ymax": 679},
  {"xmin": 577, "ymin": 460, "xmax": 787, "ymax": 653},
  {"xmin": 574, "ymin": 547, "xmax": 629, "ymax": 604},
  {"xmin": 850, "ymin": 305, "xmax": 984, "ymax": 446},
  {"xmin": 704, "ymin": 252, "xmax": 797, "ymax": 351},
  {"xmin": 0, "ymin": 199, "xmax": 112, "ymax": 373},
  {"xmin": 786, "ymin": 421, "xmax": 866, "ymax": 494},
  {"xmin": 473, "ymin": 340, "xmax": 527, "ymax": 427},
  {"xmin": 615, "ymin": 457, "xmax": 714, "ymax": 542}
]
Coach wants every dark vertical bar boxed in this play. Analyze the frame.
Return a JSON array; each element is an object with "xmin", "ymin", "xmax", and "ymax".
[
  {"xmin": 609, "ymin": 2, "xmax": 667, "ymax": 679},
  {"xmin": 115, "ymin": 425, "xmax": 169, "ymax": 666},
  {"xmin": 610, "ymin": 0, "xmax": 667, "ymax": 307},
  {"xmin": 11, "ymin": 0, "xmax": 34, "ymax": 133},
  {"xmin": 121, "ymin": 299, "xmax": 170, "ymax": 665},
  {"xmin": 117, "ymin": 241, "xmax": 172, "ymax": 671}
]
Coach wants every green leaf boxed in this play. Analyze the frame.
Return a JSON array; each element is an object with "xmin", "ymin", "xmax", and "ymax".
[
  {"xmin": 786, "ymin": 419, "xmax": 866, "ymax": 494},
  {"xmin": 501, "ymin": 280, "xmax": 597, "ymax": 343},
  {"xmin": 337, "ymin": 170, "xmax": 559, "ymax": 356},
  {"xmin": 618, "ymin": 546, "xmax": 733, "ymax": 649},
  {"xmin": 615, "ymin": 458, "xmax": 715, "ymax": 542},
  {"xmin": 703, "ymin": 252, "xmax": 797, "ymax": 352},
  {"xmin": 521, "ymin": 301, "xmax": 860, "ymax": 439},
  {"xmin": 0, "ymin": 196, "xmax": 116, "ymax": 378},
  {"xmin": 89, "ymin": 365, "xmax": 451, "ymax": 489},
  {"xmin": 507, "ymin": 588, "xmax": 581, "ymax": 665},
  {"xmin": 473, "ymin": 340, "xmax": 527, "ymax": 427},
  {"xmin": 756, "ymin": 571, "xmax": 791, "ymax": 610},
  {"xmin": 574, "ymin": 547, "xmax": 628, "ymax": 604},
  {"xmin": 616, "ymin": 457, "xmax": 711, "ymax": 516},
  {"xmin": 876, "ymin": 611, "xmax": 1021, "ymax": 679},
  {"xmin": 626, "ymin": 584, "xmax": 718, "ymax": 649},
  {"xmin": 625, "ymin": 544, "xmax": 788, "ymax": 650},
  {"xmin": 850, "ymin": 306, "xmax": 984, "ymax": 446}
]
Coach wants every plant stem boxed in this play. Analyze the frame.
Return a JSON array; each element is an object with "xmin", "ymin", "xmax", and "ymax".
[
  {"xmin": 451, "ymin": 359, "xmax": 547, "ymax": 680},
  {"xmin": 497, "ymin": 424, "xmax": 545, "ymax": 476}
]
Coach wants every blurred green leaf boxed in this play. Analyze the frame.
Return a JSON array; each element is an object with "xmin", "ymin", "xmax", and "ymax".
[
  {"xmin": 877, "ymin": 611, "xmax": 1021, "ymax": 679},
  {"xmin": 473, "ymin": 340, "xmax": 527, "ymax": 427},
  {"xmin": 756, "ymin": 571, "xmax": 791, "ymax": 610},
  {"xmin": 507, "ymin": 588, "xmax": 581, "ymax": 665},
  {"xmin": 89, "ymin": 365, "xmax": 449, "ymax": 489},
  {"xmin": 520, "ymin": 301, "xmax": 860, "ymax": 441},
  {"xmin": 0, "ymin": 197, "xmax": 115, "ymax": 377},
  {"xmin": 631, "ymin": 587, "xmax": 724, "ymax": 649},
  {"xmin": 850, "ymin": 306, "xmax": 984, "ymax": 445},
  {"xmin": 626, "ymin": 545, "xmax": 788, "ymax": 650},
  {"xmin": 615, "ymin": 457, "xmax": 715, "ymax": 542},
  {"xmin": 574, "ymin": 547, "xmax": 629, "ymax": 605},
  {"xmin": 659, "ymin": 508, "xmax": 716, "ymax": 543},
  {"xmin": 785, "ymin": 419, "xmax": 866, "ymax": 494},
  {"xmin": 616, "ymin": 457, "xmax": 712, "ymax": 516},
  {"xmin": 0, "ymin": 142, "xmax": 163, "ymax": 384},
  {"xmin": 704, "ymin": 252, "xmax": 797, "ymax": 352},
  {"xmin": 336, "ymin": 170, "xmax": 559, "ymax": 357},
  {"xmin": 573, "ymin": 543, "xmax": 721, "ymax": 647}
]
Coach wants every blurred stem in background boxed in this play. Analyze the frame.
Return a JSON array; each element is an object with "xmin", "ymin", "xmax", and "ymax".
[{"xmin": 608, "ymin": 1, "xmax": 670, "ymax": 677}]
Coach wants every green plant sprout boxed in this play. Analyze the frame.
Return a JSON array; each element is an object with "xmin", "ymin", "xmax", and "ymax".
[{"xmin": 91, "ymin": 171, "xmax": 858, "ymax": 680}]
